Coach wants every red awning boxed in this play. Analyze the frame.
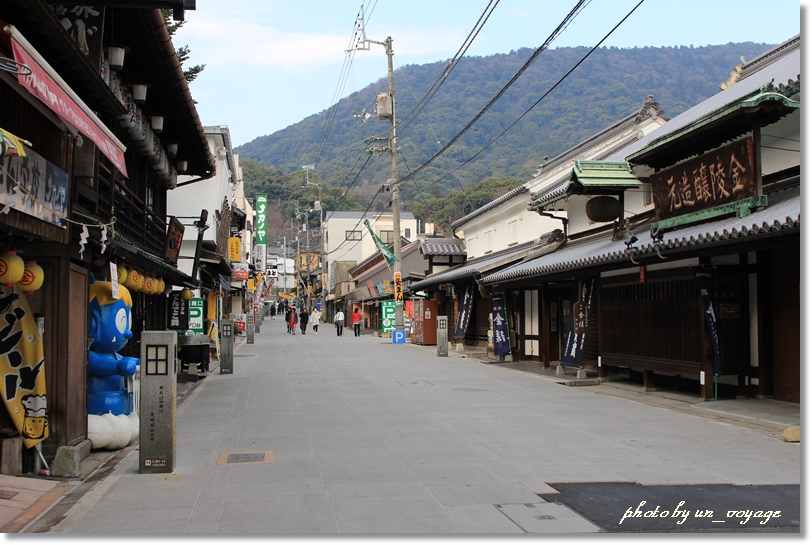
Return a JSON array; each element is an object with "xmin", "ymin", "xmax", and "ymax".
[{"xmin": 5, "ymin": 25, "xmax": 128, "ymax": 177}]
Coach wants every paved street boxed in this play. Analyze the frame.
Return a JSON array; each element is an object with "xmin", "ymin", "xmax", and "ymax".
[{"xmin": 27, "ymin": 319, "xmax": 801, "ymax": 535}]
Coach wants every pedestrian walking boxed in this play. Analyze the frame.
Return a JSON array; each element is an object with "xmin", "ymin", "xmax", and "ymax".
[
  {"xmin": 310, "ymin": 307, "xmax": 321, "ymax": 334},
  {"xmin": 299, "ymin": 307, "xmax": 309, "ymax": 335},
  {"xmin": 270, "ymin": 303, "xmax": 276, "ymax": 320},
  {"xmin": 352, "ymin": 307, "xmax": 363, "ymax": 337},
  {"xmin": 334, "ymin": 309, "xmax": 345, "ymax": 337},
  {"xmin": 289, "ymin": 306, "xmax": 298, "ymax": 334},
  {"xmin": 284, "ymin": 306, "xmax": 291, "ymax": 333}
]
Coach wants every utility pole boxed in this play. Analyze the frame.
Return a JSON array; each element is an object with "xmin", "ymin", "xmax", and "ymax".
[{"xmin": 352, "ymin": 8, "xmax": 403, "ymax": 330}]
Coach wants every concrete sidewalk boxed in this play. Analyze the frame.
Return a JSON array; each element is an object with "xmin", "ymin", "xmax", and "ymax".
[{"xmin": 3, "ymin": 320, "xmax": 801, "ymax": 534}]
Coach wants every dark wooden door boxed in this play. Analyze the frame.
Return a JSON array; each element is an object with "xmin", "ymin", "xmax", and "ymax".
[{"xmin": 770, "ymin": 247, "xmax": 800, "ymax": 402}]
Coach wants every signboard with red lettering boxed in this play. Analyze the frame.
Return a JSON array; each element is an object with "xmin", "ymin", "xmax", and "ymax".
[{"xmin": 650, "ymin": 138, "xmax": 755, "ymax": 221}]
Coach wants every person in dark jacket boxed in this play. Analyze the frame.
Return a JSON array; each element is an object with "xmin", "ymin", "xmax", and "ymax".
[
  {"xmin": 284, "ymin": 306, "xmax": 291, "ymax": 333},
  {"xmin": 299, "ymin": 307, "xmax": 309, "ymax": 335}
]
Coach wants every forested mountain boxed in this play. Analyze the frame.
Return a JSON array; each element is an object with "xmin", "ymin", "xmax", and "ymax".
[{"xmin": 237, "ymin": 42, "xmax": 775, "ymax": 231}]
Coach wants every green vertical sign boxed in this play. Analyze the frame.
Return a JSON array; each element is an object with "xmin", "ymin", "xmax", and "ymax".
[
  {"xmin": 256, "ymin": 194, "xmax": 267, "ymax": 245},
  {"xmin": 185, "ymin": 298, "xmax": 205, "ymax": 335},
  {"xmin": 381, "ymin": 301, "xmax": 396, "ymax": 334}
]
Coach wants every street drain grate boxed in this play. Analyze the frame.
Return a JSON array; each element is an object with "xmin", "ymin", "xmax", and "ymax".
[
  {"xmin": 535, "ymin": 515, "xmax": 555, "ymax": 520},
  {"xmin": 216, "ymin": 451, "xmax": 276, "ymax": 465},
  {"xmin": 0, "ymin": 490, "xmax": 18, "ymax": 500}
]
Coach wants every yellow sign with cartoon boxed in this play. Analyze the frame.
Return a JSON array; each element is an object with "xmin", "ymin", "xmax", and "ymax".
[{"xmin": 0, "ymin": 288, "xmax": 49, "ymax": 448}]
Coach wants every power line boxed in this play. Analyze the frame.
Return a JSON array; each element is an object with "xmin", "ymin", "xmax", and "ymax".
[
  {"xmin": 411, "ymin": 0, "xmax": 645, "ymax": 195},
  {"xmin": 398, "ymin": 0, "xmax": 591, "ymax": 185}
]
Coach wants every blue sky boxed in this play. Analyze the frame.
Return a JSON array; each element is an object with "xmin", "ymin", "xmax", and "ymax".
[{"xmin": 175, "ymin": 0, "xmax": 803, "ymax": 147}]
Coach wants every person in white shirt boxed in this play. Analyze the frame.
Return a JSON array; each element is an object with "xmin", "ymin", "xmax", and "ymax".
[
  {"xmin": 310, "ymin": 308, "xmax": 321, "ymax": 334},
  {"xmin": 334, "ymin": 310, "xmax": 345, "ymax": 337}
]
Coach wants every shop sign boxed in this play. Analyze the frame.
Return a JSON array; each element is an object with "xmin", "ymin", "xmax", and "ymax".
[
  {"xmin": 382, "ymin": 279, "xmax": 393, "ymax": 294},
  {"xmin": 491, "ymin": 293, "xmax": 510, "ymax": 357},
  {"xmin": 381, "ymin": 301, "xmax": 396, "ymax": 334},
  {"xmin": 228, "ymin": 237, "xmax": 241, "ymax": 261},
  {"xmin": 366, "ymin": 279, "xmax": 377, "ymax": 297},
  {"xmin": 453, "ymin": 285, "xmax": 474, "ymax": 339},
  {"xmin": 185, "ymin": 298, "xmax": 204, "ymax": 335},
  {"xmin": 650, "ymin": 138, "xmax": 755, "ymax": 221},
  {"xmin": 1, "ymin": 147, "xmax": 68, "ymax": 228},
  {"xmin": 393, "ymin": 272, "xmax": 403, "ymax": 304},
  {"xmin": 168, "ymin": 291, "xmax": 189, "ymax": 330},
  {"xmin": 164, "ymin": 217, "xmax": 185, "ymax": 265},
  {"xmin": 561, "ymin": 278, "xmax": 596, "ymax": 368},
  {"xmin": 232, "ymin": 262, "xmax": 249, "ymax": 280},
  {"xmin": 10, "ymin": 32, "xmax": 128, "ymax": 176},
  {"xmin": 255, "ymin": 194, "xmax": 267, "ymax": 245}
]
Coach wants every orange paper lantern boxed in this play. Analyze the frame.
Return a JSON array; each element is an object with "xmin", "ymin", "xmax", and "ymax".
[
  {"xmin": 143, "ymin": 276, "xmax": 155, "ymax": 295},
  {"xmin": 116, "ymin": 265, "xmax": 128, "ymax": 284},
  {"xmin": 0, "ymin": 250, "xmax": 24, "ymax": 286},
  {"xmin": 17, "ymin": 261, "xmax": 44, "ymax": 294},
  {"xmin": 180, "ymin": 288, "xmax": 193, "ymax": 301},
  {"xmin": 123, "ymin": 268, "xmax": 141, "ymax": 290}
]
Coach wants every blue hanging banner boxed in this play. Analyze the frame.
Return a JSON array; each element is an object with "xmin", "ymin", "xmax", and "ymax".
[
  {"xmin": 691, "ymin": 265, "xmax": 721, "ymax": 376},
  {"xmin": 561, "ymin": 278, "xmax": 596, "ymax": 368},
  {"xmin": 452, "ymin": 285, "xmax": 474, "ymax": 339},
  {"xmin": 491, "ymin": 293, "xmax": 510, "ymax": 357}
]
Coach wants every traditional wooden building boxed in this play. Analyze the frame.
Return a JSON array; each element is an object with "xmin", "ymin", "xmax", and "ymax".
[
  {"xmin": 483, "ymin": 36, "xmax": 800, "ymax": 401},
  {"xmin": 0, "ymin": 1, "xmax": 213, "ymax": 473}
]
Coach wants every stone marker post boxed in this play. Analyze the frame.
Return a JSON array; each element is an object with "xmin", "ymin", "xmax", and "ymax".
[{"xmin": 139, "ymin": 331, "xmax": 177, "ymax": 474}]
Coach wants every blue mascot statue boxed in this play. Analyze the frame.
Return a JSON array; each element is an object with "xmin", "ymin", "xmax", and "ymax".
[{"xmin": 87, "ymin": 275, "xmax": 140, "ymax": 450}]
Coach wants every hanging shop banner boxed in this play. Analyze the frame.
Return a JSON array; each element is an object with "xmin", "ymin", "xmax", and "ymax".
[
  {"xmin": 364, "ymin": 219, "xmax": 397, "ymax": 265},
  {"xmin": 1, "ymin": 146, "xmax": 68, "ymax": 228},
  {"xmin": 185, "ymin": 298, "xmax": 205, "ymax": 335},
  {"xmin": 453, "ymin": 284, "xmax": 474, "ymax": 339},
  {"xmin": 393, "ymin": 272, "xmax": 403, "ymax": 304},
  {"xmin": 561, "ymin": 278, "xmax": 596, "ymax": 368},
  {"xmin": 167, "ymin": 291, "xmax": 189, "ymax": 330},
  {"xmin": 254, "ymin": 244, "xmax": 266, "ymax": 272},
  {"xmin": 228, "ymin": 237, "xmax": 241, "ymax": 262},
  {"xmin": 691, "ymin": 265, "xmax": 721, "ymax": 376},
  {"xmin": 381, "ymin": 300, "xmax": 396, "ymax": 334},
  {"xmin": 8, "ymin": 28, "xmax": 128, "ymax": 177},
  {"xmin": 0, "ymin": 288, "xmax": 49, "ymax": 448},
  {"xmin": 255, "ymin": 194, "xmax": 267, "ymax": 245},
  {"xmin": 366, "ymin": 279, "xmax": 378, "ymax": 297},
  {"xmin": 163, "ymin": 216, "xmax": 184, "ymax": 265},
  {"xmin": 491, "ymin": 293, "xmax": 510, "ymax": 357}
]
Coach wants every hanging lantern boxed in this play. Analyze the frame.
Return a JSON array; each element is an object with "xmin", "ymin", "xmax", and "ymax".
[
  {"xmin": 180, "ymin": 288, "xmax": 193, "ymax": 301},
  {"xmin": 157, "ymin": 278, "xmax": 165, "ymax": 294},
  {"xmin": 17, "ymin": 261, "xmax": 44, "ymax": 294},
  {"xmin": 143, "ymin": 276, "xmax": 155, "ymax": 295},
  {"xmin": 122, "ymin": 268, "xmax": 140, "ymax": 289},
  {"xmin": 0, "ymin": 250, "xmax": 25, "ymax": 286},
  {"xmin": 117, "ymin": 265, "xmax": 128, "ymax": 284}
]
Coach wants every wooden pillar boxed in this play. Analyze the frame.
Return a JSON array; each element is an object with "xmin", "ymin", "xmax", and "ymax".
[{"xmin": 541, "ymin": 283, "xmax": 550, "ymax": 369}]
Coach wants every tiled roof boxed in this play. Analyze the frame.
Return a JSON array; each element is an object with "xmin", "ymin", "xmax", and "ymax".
[
  {"xmin": 420, "ymin": 238, "xmax": 467, "ymax": 256},
  {"xmin": 409, "ymin": 240, "xmax": 535, "ymax": 291},
  {"xmin": 449, "ymin": 185, "xmax": 528, "ymax": 229},
  {"xmin": 483, "ymin": 184, "xmax": 800, "ymax": 285}
]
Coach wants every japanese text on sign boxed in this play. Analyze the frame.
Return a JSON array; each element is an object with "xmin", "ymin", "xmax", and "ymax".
[{"xmin": 650, "ymin": 138, "xmax": 755, "ymax": 221}]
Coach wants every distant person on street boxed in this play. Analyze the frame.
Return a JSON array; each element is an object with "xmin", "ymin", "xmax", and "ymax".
[
  {"xmin": 311, "ymin": 308, "xmax": 321, "ymax": 334},
  {"xmin": 334, "ymin": 309, "xmax": 345, "ymax": 337},
  {"xmin": 269, "ymin": 303, "xmax": 276, "ymax": 319},
  {"xmin": 352, "ymin": 308, "xmax": 363, "ymax": 337},
  {"xmin": 299, "ymin": 308, "xmax": 309, "ymax": 335},
  {"xmin": 289, "ymin": 306, "xmax": 298, "ymax": 334}
]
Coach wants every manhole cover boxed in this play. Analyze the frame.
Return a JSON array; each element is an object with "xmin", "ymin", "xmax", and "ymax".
[
  {"xmin": 216, "ymin": 451, "xmax": 276, "ymax": 465},
  {"xmin": 0, "ymin": 490, "xmax": 18, "ymax": 500},
  {"xmin": 453, "ymin": 387, "xmax": 487, "ymax": 392}
]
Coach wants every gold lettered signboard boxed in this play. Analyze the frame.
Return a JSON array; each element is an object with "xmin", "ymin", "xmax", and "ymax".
[
  {"xmin": 228, "ymin": 237, "xmax": 241, "ymax": 262},
  {"xmin": 393, "ymin": 272, "xmax": 403, "ymax": 304},
  {"xmin": 650, "ymin": 138, "xmax": 756, "ymax": 221}
]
